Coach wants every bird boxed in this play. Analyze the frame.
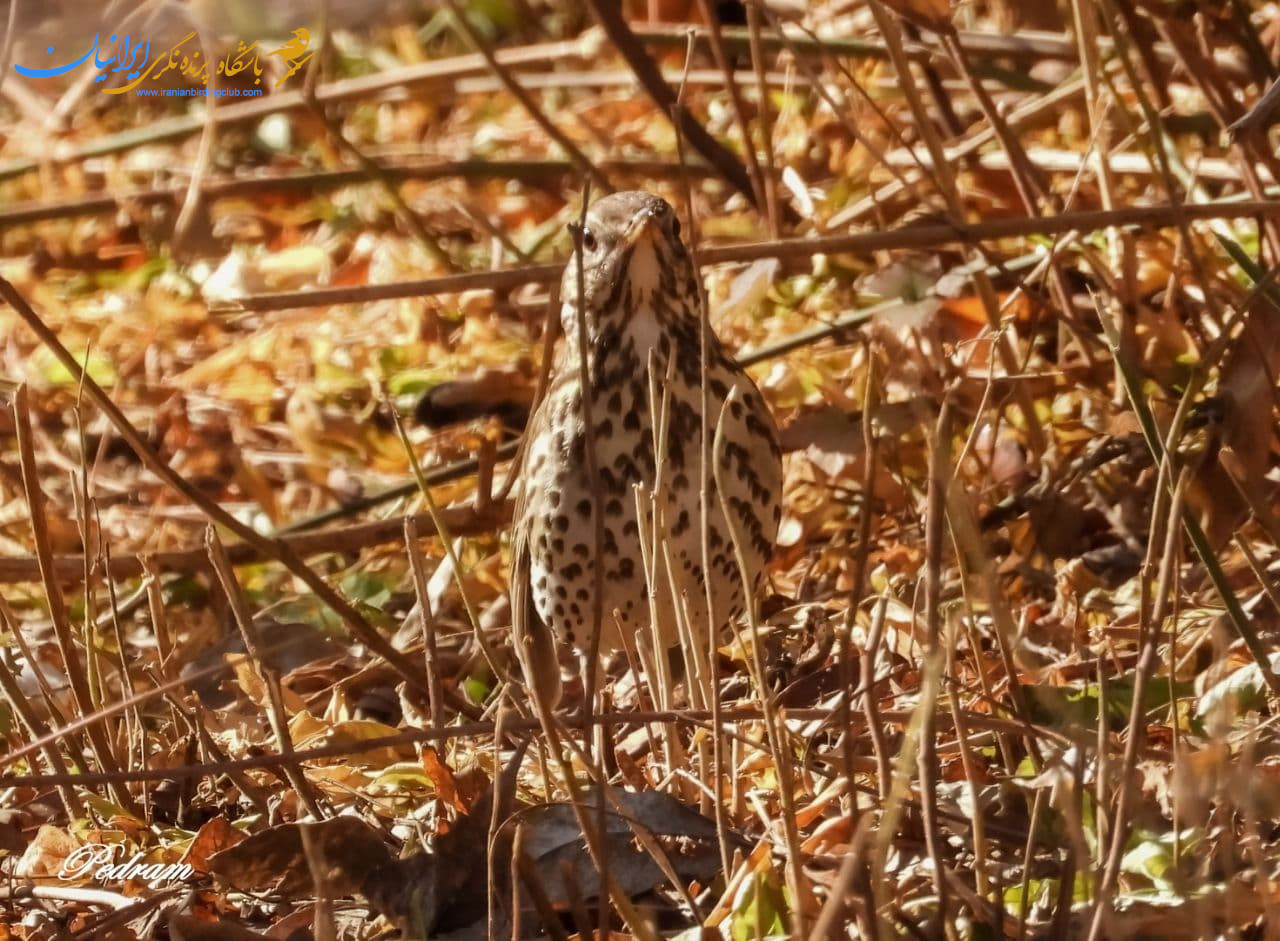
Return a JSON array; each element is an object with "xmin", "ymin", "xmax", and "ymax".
[{"xmin": 510, "ymin": 191, "xmax": 782, "ymax": 704}]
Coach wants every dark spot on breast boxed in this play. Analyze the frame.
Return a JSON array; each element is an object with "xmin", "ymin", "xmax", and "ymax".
[
  {"xmin": 746, "ymin": 414, "xmax": 772, "ymax": 439},
  {"xmin": 672, "ymin": 509, "xmax": 690, "ymax": 536}
]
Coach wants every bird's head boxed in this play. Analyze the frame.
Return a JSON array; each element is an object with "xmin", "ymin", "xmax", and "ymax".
[{"xmin": 560, "ymin": 191, "xmax": 696, "ymax": 341}]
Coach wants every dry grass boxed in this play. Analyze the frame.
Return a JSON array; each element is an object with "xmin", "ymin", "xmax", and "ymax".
[{"xmin": 1, "ymin": 0, "xmax": 1279, "ymax": 937}]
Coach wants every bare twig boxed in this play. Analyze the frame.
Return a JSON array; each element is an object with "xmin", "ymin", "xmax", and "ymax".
[
  {"xmin": 12, "ymin": 385, "xmax": 136, "ymax": 814},
  {"xmin": 216, "ymin": 198, "xmax": 1280, "ymax": 313},
  {"xmin": 0, "ymin": 602, "xmax": 85, "ymax": 818},
  {"xmin": 304, "ymin": 93, "xmax": 460, "ymax": 272},
  {"xmin": 0, "ymin": 502, "xmax": 510, "ymax": 584},
  {"xmin": 628, "ymin": 22, "xmax": 1217, "ymax": 73},
  {"xmin": 584, "ymin": 0, "xmax": 764, "ymax": 213},
  {"xmin": 0, "ymin": 38, "xmax": 589, "ymax": 181},
  {"xmin": 206, "ymin": 526, "xmax": 327, "ymax": 819},
  {"xmin": 695, "ymin": 0, "xmax": 767, "ymax": 215},
  {"xmin": 917, "ymin": 402, "xmax": 952, "ymax": 933},
  {"xmin": 746, "ymin": 0, "xmax": 780, "ymax": 235},
  {"xmin": 0, "ymin": 697, "xmax": 1142, "ymax": 788},
  {"xmin": 442, "ymin": 0, "xmax": 610, "ymax": 193},
  {"xmin": 0, "ymin": 158, "xmax": 719, "ymax": 229},
  {"xmin": 0, "ymin": 276, "xmax": 430, "ymax": 694}
]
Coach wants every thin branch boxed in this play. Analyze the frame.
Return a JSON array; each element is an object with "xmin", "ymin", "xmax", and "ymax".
[
  {"xmin": 585, "ymin": 0, "xmax": 762, "ymax": 212},
  {"xmin": 0, "ymin": 158, "xmax": 718, "ymax": 228},
  {"xmin": 0, "ymin": 703, "xmax": 1110, "ymax": 787},
  {"xmin": 0, "ymin": 23, "xmax": 1238, "ymax": 184},
  {"xmin": 442, "ymin": 0, "xmax": 610, "ymax": 193},
  {"xmin": 629, "ymin": 22, "xmax": 1203, "ymax": 71},
  {"xmin": 216, "ymin": 198, "xmax": 1280, "ymax": 313},
  {"xmin": 12, "ymin": 385, "xmax": 136, "ymax": 814},
  {"xmin": 0, "ymin": 502, "xmax": 511, "ymax": 584},
  {"xmin": 0, "ymin": 276, "xmax": 431, "ymax": 694},
  {"xmin": 206, "ymin": 526, "xmax": 327, "ymax": 819},
  {"xmin": 0, "ymin": 38, "xmax": 588, "ymax": 181}
]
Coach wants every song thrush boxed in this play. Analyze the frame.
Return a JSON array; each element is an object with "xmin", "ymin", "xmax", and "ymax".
[{"xmin": 510, "ymin": 192, "xmax": 782, "ymax": 693}]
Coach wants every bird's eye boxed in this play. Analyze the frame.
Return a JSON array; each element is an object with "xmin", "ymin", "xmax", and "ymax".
[{"xmin": 582, "ymin": 228, "xmax": 597, "ymax": 252}]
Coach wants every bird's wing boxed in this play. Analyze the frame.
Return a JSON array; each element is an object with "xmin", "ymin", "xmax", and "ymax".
[{"xmin": 508, "ymin": 398, "xmax": 563, "ymax": 707}]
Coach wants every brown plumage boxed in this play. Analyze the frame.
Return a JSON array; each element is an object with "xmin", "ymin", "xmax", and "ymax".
[{"xmin": 510, "ymin": 192, "xmax": 782, "ymax": 695}]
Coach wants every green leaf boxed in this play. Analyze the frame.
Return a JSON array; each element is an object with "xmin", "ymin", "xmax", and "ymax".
[
  {"xmin": 1025, "ymin": 674, "xmax": 1194, "ymax": 730},
  {"xmin": 1197, "ymin": 654, "xmax": 1280, "ymax": 721},
  {"xmin": 1004, "ymin": 876, "xmax": 1054, "ymax": 912},
  {"xmin": 340, "ymin": 572, "xmax": 396, "ymax": 608},
  {"xmin": 731, "ymin": 869, "xmax": 789, "ymax": 941},
  {"xmin": 464, "ymin": 673, "xmax": 492, "ymax": 704},
  {"xmin": 373, "ymin": 762, "xmax": 432, "ymax": 790},
  {"xmin": 1120, "ymin": 828, "xmax": 1200, "ymax": 896},
  {"xmin": 35, "ymin": 347, "xmax": 118, "ymax": 388}
]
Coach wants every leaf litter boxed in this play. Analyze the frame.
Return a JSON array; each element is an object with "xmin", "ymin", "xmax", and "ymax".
[{"xmin": 1, "ymin": 0, "xmax": 1280, "ymax": 938}]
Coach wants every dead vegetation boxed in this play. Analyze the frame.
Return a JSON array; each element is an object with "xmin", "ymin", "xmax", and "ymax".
[{"xmin": 1, "ymin": 0, "xmax": 1280, "ymax": 937}]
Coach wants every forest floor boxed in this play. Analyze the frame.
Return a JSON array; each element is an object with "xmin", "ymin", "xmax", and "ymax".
[{"xmin": 1, "ymin": 1, "xmax": 1280, "ymax": 937}]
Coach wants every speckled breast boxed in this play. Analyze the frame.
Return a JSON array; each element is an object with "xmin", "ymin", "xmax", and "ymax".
[{"xmin": 522, "ymin": 338, "xmax": 782, "ymax": 655}]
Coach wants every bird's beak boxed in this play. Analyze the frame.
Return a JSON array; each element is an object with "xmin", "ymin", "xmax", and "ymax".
[{"xmin": 622, "ymin": 210, "xmax": 661, "ymax": 248}]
